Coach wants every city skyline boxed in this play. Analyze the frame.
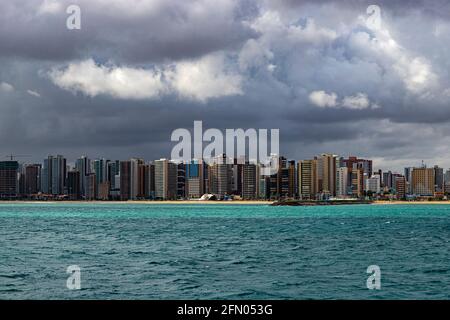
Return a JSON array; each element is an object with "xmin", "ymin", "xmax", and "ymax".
[
  {"xmin": 2, "ymin": 151, "xmax": 447, "ymax": 173},
  {"xmin": 2, "ymin": 152, "xmax": 449, "ymax": 201},
  {"xmin": 1, "ymin": 1, "xmax": 450, "ymax": 171}
]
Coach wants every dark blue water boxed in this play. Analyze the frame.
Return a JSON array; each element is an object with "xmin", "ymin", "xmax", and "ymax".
[{"xmin": 0, "ymin": 203, "xmax": 449, "ymax": 299}]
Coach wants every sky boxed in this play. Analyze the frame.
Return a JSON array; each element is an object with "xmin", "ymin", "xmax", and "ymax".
[{"xmin": 1, "ymin": 0, "xmax": 450, "ymax": 171}]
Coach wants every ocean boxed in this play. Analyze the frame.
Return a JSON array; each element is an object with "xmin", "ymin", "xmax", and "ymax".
[{"xmin": 0, "ymin": 203, "xmax": 448, "ymax": 299}]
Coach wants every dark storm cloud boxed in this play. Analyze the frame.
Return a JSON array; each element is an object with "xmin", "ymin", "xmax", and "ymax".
[
  {"xmin": 0, "ymin": 0, "xmax": 256, "ymax": 63},
  {"xmin": 1, "ymin": 0, "xmax": 450, "ymax": 171}
]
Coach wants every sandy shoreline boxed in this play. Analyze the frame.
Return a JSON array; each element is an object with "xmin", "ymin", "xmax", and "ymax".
[
  {"xmin": 373, "ymin": 200, "xmax": 450, "ymax": 205},
  {"xmin": 0, "ymin": 200, "xmax": 273, "ymax": 205}
]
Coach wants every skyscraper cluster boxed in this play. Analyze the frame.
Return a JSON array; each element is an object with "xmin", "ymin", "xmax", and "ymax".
[{"xmin": 0, "ymin": 153, "xmax": 449, "ymax": 200}]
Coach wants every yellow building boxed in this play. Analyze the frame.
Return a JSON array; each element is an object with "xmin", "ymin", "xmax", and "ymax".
[
  {"xmin": 412, "ymin": 168, "xmax": 434, "ymax": 196},
  {"xmin": 297, "ymin": 159, "xmax": 317, "ymax": 200}
]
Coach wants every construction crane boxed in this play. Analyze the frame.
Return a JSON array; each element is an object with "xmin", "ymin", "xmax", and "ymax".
[{"xmin": 4, "ymin": 154, "xmax": 31, "ymax": 161}]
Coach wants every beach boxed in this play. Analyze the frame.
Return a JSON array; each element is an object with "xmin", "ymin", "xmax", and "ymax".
[
  {"xmin": 374, "ymin": 200, "xmax": 450, "ymax": 205},
  {"xmin": 0, "ymin": 200, "xmax": 273, "ymax": 205}
]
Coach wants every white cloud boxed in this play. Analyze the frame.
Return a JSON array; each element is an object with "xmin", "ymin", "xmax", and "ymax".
[
  {"xmin": 249, "ymin": 12, "xmax": 337, "ymax": 46},
  {"xmin": 49, "ymin": 54, "xmax": 243, "ymax": 102},
  {"xmin": 287, "ymin": 19, "xmax": 337, "ymax": 45},
  {"xmin": 310, "ymin": 91, "xmax": 375, "ymax": 110},
  {"xmin": 267, "ymin": 64, "xmax": 276, "ymax": 73},
  {"xmin": 0, "ymin": 82, "xmax": 14, "ymax": 92},
  {"xmin": 348, "ymin": 27, "xmax": 438, "ymax": 95},
  {"xmin": 309, "ymin": 90, "xmax": 337, "ymax": 108},
  {"xmin": 49, "ymin": 59, "xmax": 167, "ymax": 100},
  {"xmin": 27, "ymin": 90, "xmax": 41, "ymax": 97},
  {"xmin": 37, "ymin": 0, "xmax": 63, "ymax": 15},
  {"xmin": 341, "ymin": 93, "xmax": 370, "ymax": 110},
  {"xmin": 395, "ymin": 56, "xmax": 436, "ymax": 94},
  {"xmin": 168, "ymin": 53, "xmax": 243, "ymax": 102}
]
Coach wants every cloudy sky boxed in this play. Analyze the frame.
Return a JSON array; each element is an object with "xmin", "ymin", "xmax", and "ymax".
[{"xmin": 1, "ymin": 0, "xmax": 450, "ymax": 171}]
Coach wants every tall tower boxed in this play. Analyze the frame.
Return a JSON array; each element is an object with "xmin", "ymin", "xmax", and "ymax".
[
  {"xmin": 155, "ymin": 159, "xmax": 178, "ymax": 200},
  {"xmin": 242, "ymin": 162, "xmax": 257, "ymax": 200},
  {"xmin": 298, "ymin": 159, "xmax": 317, "ymax": 200},
  {"xmin": 0, "ymin": 161, "xmax": 19, "ymax": 198},
  {"xmin": 316, "ymin": 153, "xmax": 337, "ymax": 197},
  {"xmin": 42, "ymin": 155, "xmax": 66, "ymax": 195},
  {"xmin": 75, "ymin": 156, "xmax": 91, "ymax": 198}
]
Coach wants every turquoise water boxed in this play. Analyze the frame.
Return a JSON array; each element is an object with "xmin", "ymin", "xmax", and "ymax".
[{"xmin": 0, "ymin": 203, "xmax": 449, "ymax": 299}]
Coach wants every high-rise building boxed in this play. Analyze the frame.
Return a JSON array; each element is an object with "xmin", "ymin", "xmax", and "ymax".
[
  {"xmin": 278, "ymin": 157, "xmax": 290, "ymax": 198},
  {"xmin": 130, "ymin": 158, "xmax": 144, "ymax": 200},
  {"xmin": 107, "ymin": 160, "xmax": 120, "ymax": 190},
  {"xmin": 444, "ymin": 169, "xmax": 450, "ymax": 194},
  {"xmin": 186, "ymin": 159, "xmax": 204, "ymax": 199},
  {"xmin": 288, "ymin": 160, "xmax": 296, "ymax": 198},
  {"xmin": 231, "ymin": 161, "xmax": 243, "ymax": 197},
  {"xmin": 24, "ymin": 164, "xmax": 41, "ymax": 195},
  {"xmin": 41, "ymin": 159, "xmax": 49, "ymax": 194},
  {"xmin": 404, "ymin": 167, "xmax": 414, "ymax": 194},
  {"xmin": 107, "ymin": 160, "xmax": 120, "ymax": 198},
  {"xmin": 67, "ymin": 171, "xmax": 81, "ymax": 200},
  {"xmin": 52, "ymin": 155, "xmax": 66, "ymax": 195},
  {"xmin": 154, "ymin": 159, "xmax": 177, "ymax": 200},
  {"xmin": 242, "ymin": 162, "xmax": 257, "ymax": 200},
  {"xmin": 177, "ymin": 162, "xmax": 186, "ymax": 199},
  {"xmin": 155, "ymin": 159, "xmax": 165, "ymax": 199},
  {"xmin": 117, "ymin": 158, "xmax": 146, "ymax": 200},
  {"xmin": 263, "ymin": 154, "xmax": 281, "ymax": 199},
  {"xmin": 144, "ymin": 163, "xmax": 155, "ymax": 199},
  {"xmin": 382, "ymin": 171, "xmax": 393, "ymax": 189},
  {"xmin": 316, "ymin": 153, "xmax": 337, "ymax": 197},
  {"xmin": 268, "ymin": 171, "xmax": 278, "ymax": 199},
  {"xmin": 434, "ymin": 165, "xmax": 444, "ymax": 192},
  {"xmin": 264, "ymin": 156, "xmax": 294, "ymax": 199},
  {"xmin": 351, "ymin": 167, "xmax": 364, "ymax": 198},
  {"xmin": 298, "ymin": 159, "xmax": 317, "ymax": 200},
  {"xmin": 208, "ymin": 155, "xmax": 232, "ymax": 199},
  {"xmin": 94, "ymin": 158, "xmax": 109, "ymax": 198},
  {"xmin": 0, "ymin": 161, "xmax": 19, "ymax": 198},
  {"xmin": 85, "ymin": 173, "xmax": 96, "ymax": 200},
  {"xmin": 41, "ymin": 155, "xmax": 66, "ymax": 195},
  {"xmin": 258, "ymin": 174, "xmax": 268, "ymax": 200},
  {"xmin": 395, "ymin": 175, "xmax": 406, "ymax": 199},
  {"xmin": 120, "ymin": 160, "xmax": 131, "ymax": 200},
  {"xmin": 18, "ymin": 166, "xmax": 25, "ymax": 197},
  {"xmin": 412, "ymin": 167, "xmax": 435, "ymax": 196},
  {"xmin": 75, "ymin": 156, "xmax": 91, "ymax": 198},
  {"xmin": 336, "ymin": 166, "xmax": 349, "ymax": 197},
  {"xmin": 365, "ymin": 175, "xmax": 381, "ymax": 195}
]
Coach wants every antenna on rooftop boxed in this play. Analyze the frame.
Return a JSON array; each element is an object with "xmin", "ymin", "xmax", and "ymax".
[{"xmin": 4, "ymin": 154, "xmax": 31, "ymax": 161}]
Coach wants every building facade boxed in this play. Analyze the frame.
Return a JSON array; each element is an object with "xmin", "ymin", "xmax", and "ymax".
[
  {"xmin": 412, "ymin": 167, "xmax": 435, "ymax": 196},
  {"xmin": 0, "ymin": 161, "xmax": 19, "ymax": 198}
]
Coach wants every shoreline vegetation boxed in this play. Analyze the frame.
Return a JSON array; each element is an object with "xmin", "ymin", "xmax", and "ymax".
[{"xmin": 1, "ymin": 199, "xmax": 450, "ymax": 205}]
